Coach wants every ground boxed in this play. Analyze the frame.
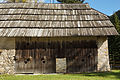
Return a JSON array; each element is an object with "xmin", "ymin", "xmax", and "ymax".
[{"xmin": 0, "ymin": 70, "xmax": 120, "ymax": 80}]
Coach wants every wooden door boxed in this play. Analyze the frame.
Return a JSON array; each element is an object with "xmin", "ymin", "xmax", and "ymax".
[
  {"xmin": 15, "ymin": 41, "xmax": 34, "ymax": 73},
  {"xmin": 15, "ymin": 39, "xmax": 56, "ymax": 74},
  {"xmin": 66, "ymin": 40, "xmax": 98, "ymax": 73}
]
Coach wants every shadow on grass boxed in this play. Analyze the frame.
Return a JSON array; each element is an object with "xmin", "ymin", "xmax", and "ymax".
[{"xmin": 68, "ymin": 70, "xmax": 120, "ymax": 79}]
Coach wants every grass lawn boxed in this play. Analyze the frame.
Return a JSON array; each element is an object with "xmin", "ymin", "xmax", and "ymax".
[{"xmin": 0, "ymin": 70, "xmax": 120, "ymax": 80}]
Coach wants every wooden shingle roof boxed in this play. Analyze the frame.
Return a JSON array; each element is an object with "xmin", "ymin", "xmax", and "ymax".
[{"xmin": 0, "ymin": 3, "xmax": 118, "ymax": 37}]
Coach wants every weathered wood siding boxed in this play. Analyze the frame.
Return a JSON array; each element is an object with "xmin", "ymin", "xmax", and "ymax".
[
  {"xmin": 15, "ymin": 37, "xmax": 97, "ymax": 73},
  {"xmin": 15, "ymin": 38, "xmax": 56, "ymax": 73},
  {"xmin": 66, "ymin": 40, "xmax": 97, "ymax": 73}
]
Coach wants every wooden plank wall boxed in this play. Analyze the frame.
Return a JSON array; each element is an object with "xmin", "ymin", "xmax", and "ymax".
[
  {"xmin": 15, "ymin": 38, "xmax": 98, "ymax": 73},
  {"xmin": 63, "ymin": 40, "xmax": 98, "ymax": 73},
  {"xmin": 15, "ymin": 38, "xmax": 56, "ymax": 73}
]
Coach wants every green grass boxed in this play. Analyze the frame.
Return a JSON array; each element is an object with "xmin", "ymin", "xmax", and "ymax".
[{"xmin": 0, "ymin": 70, "xmax": 120, "ymax": 80}]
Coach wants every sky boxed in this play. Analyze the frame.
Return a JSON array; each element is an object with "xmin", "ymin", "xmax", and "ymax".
[
  {"xmin": 85, "ymin": 0, "xmax": 120, "ymax": 16},
  {"xmin": 0, "ymin": 0, "xmax": 119, "ymax": 16},
  {"xmin": 44, "ymin": 0, "xmax": 120, "ymax": 16}
]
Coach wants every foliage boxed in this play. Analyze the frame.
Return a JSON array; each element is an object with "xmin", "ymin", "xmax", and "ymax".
[
  {"xmin": 5, "ymin": 0, "xmax": 39, "ymax": 3},
  {"xmin": 6, "ymin": 0, "xmax": 27, "ymax": 2},
  {"xmin": 115, "ymin": 10, "xmax": 120, "ymax": 20},
  {"xmin": 57, "ymin": 0, "xmax": 85, "ymax": 3},
  {"xmin": 0, "ymin": 70, "xmax": 120, "ymax": 80},
  {"xmin": 110, "ymin": 13, "xmax": 120, "ymax": 32},
  {"xmin": 109, "ymin": 11, "xmax": 120, "ymax": 69}
]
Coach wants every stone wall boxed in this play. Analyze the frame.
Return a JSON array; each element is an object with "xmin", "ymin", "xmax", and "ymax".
[
  {"xmin": 0, "ymin": 38, "xmax": 15, "ymax": 74},
  {"xmin": 97, "ymin": 37, "xmax": 110, "ymax": 71}
]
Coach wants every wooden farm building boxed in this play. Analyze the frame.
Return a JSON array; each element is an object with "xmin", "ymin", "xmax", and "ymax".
[{"xmin": 0, "ymin": 3, "xmax": 119, "ymax": 74}]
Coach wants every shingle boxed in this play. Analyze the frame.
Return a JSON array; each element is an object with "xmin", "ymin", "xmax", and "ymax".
[{"xmin": 0, "ymin": 3, "xmax": 118, "ymax": 37}]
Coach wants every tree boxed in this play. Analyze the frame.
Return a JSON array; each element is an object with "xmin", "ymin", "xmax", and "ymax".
[
  {"xmin": 5, "ymin": 0, "xmax": 42, "ymax": 3},
  {"xmin": 57, "ymin": 0, "xmax": 85, "ymax": 3},
  {"xmin": 6, "ymin": 0, "xmax": 27, "ymax": 2},
  {"xmin": 109, "ymin": 12, "xmax": 120, "ymax": 69},
  {"xmin": 110, "ymin": 13, "xmax": 120, "ymax": 33},
  {"xmin": 115, "ymin": 10, "xmax": 120, "ymax": 20}
]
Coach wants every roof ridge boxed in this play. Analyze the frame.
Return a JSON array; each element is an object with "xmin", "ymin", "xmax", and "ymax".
[
  {"xmin": 0, "ymin": 3, "xmax": 88, "ymax": 5},
  {"xmin": 0, "ymin": 3, "xmax": 91, "ymax": 9}
]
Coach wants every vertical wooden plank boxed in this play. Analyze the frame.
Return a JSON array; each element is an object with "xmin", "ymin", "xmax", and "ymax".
[{"xmin": 66, "ymin": 40, "xmax": 98, "ymax": 73}]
